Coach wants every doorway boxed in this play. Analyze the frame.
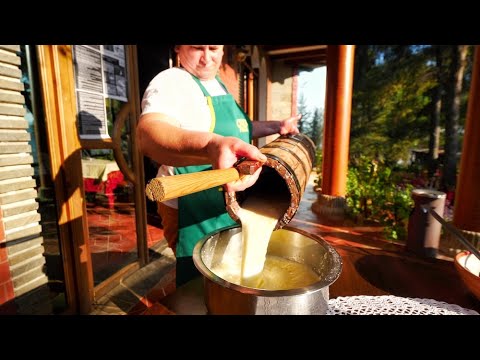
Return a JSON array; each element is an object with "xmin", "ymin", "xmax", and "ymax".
[
  {"xmin": 136, "ymin": 44, "xmax": 175, "ymax": 222},
  {"xmin": 34, "ymin": 45, "xmax": 173, "ymax": 313}
]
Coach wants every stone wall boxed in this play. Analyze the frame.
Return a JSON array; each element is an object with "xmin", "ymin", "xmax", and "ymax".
[
  {"xmin": 270, "ymin": 60, "xmax": 294, "ymax": 121},
  {"xmin": 0, "ymin": 45, "xmax": 51, "ymax": 314},
  {"xmin": 266, "ymin": 60, "xmax": 294, "ymax": 145}
]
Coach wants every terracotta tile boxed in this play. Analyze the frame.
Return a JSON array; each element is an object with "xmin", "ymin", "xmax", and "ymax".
[
  {"xmin": 109, "ymin": 239, "xmax": 136, "ymax": 253},
  {"xmin": 145, "ymin": 280, "xmax": 176, "ymax": 303},
  {"xmin": 107, "ymin": 234, "xmax": 123, "ymax": 243},
  {"xmin": 0, "ymin": 261, "xmax": 12, "ymax": 284},
  {"xmin": 0, "ymin": 281, "xmax": 14, "ymax": 305},
  {"xmin": 145, "ymin": 286, "xmax": 168, "ymax": 302},
  {"xmin": 127, "ymin": 302, "xmax": 148, "ymax": 315},
  {"xmin": 0, "ymin": 245, "xmax": 7, "ymax": 262},
  {"xmin": 143, "ymin": 302, "xmax": 175, "ymax": 315},
  {"xmin": 89, "ymin": 243, "xmax": 109, "ymax": 253}
]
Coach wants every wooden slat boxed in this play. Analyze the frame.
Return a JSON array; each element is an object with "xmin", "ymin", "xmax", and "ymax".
[
  {"xmin": 0, "ymin": 45, "xmax": 21, "ymax": 53},
  {"xmin": 0, "ymin": 50, "xmax": 21, "ymax": 66}
]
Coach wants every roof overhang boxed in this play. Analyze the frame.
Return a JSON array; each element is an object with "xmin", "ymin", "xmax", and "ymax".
[{"xmin": 262, "ymin": 45, "xmax": 327, "ymax": 68}]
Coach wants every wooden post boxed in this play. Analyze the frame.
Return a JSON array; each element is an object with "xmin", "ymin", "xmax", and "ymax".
[
  {"xmin": 313, "ymin": 45, "xmax": 355, "ymax": 220},
  {"xmin": 450, "ymin": 45, "xmax": 480, "ymax": 251}
]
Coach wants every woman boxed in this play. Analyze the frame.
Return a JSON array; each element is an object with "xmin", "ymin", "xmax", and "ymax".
[{"xmin": 137, "ymin": 45, "xmax": 300, "ymax": 286}]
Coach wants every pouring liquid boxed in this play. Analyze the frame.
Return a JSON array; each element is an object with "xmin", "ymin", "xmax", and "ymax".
[
  {"xmin": 237, "ymin": 194, "xmax": 282, "ymax": 287},
  {"xmin": 211, "ymin": 191, "xmax": 319, "ymax": 290}
]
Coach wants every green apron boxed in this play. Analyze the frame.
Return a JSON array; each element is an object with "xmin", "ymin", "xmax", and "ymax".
[{"xmin": 175, "ymin": 75, "xmax": 252, "ymax": 258}]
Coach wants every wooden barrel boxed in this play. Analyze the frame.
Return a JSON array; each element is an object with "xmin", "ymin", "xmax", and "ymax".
[{"xmin": 226, "ymin": 133, "xmax": 316, "ymax": 230}]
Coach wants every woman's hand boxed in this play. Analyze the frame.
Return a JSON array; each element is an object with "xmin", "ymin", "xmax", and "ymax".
[
  {"xmin": 279, "ymin": 114, "xmax": 302, "ymax": 135},
  {"xmin": 207, "ymin": 135, "xmax": 267, "ymax": 192}
]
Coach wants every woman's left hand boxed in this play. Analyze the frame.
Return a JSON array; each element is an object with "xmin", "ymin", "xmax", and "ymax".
[{"xmin": 279, "ymin": 114, "xmax": 302, "ymax": 135}]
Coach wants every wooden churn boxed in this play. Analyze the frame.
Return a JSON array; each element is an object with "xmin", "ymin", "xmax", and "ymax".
[
  {"xmin": 145, "ymin": 133, "xmax": 316, "ymax": 229},
  {"xmin": 225, "ymin": 133, "xmax": 316, "ymax": 230}
]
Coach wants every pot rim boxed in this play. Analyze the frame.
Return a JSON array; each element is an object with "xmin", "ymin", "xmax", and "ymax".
[
  {"xmin": 192, "ymin": 224, "xmax": 343, "ymax": 297},
  {"xmin": 455, "ymin": 250, "xmax": 480, "ymax": 278}
]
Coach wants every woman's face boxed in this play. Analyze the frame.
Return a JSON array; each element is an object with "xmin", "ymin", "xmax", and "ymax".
[{"xmin": 176, "ymin": 45, "xmax": 224, "ymax": 80}]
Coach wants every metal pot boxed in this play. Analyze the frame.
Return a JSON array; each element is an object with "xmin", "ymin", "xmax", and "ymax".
[{"xmin": 192, "ymin": 225, "xmax": 342, "ymax": 315}]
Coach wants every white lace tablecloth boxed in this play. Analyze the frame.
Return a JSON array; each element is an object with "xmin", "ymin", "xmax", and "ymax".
[{"xmin": 326, "ymin": 295, "xmax": 479, "ymax": 315}]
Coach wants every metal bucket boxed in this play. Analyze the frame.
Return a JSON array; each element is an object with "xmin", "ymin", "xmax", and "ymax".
[
  {"xmin": 226, "ymin": 133, "xmax": 316, "ymax": 230},
  {"xmin": 192, "ymin": 225, "xmax": 342, "ymax": 315}
]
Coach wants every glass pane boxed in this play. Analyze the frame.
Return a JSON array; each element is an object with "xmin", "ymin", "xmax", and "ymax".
[{"xmin": 82, "ymin": 150, "xmax": 137, "ymax": 286}]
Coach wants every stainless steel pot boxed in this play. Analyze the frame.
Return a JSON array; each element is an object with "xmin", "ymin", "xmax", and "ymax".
[{"xmin": 192, "ymin": 225, "xmax": 342, "ymax": 315}]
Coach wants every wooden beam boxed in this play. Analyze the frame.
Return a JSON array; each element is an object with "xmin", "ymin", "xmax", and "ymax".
[{"xmin": 266, "ymin": 45, "xmax": 327, "ymax": 56}]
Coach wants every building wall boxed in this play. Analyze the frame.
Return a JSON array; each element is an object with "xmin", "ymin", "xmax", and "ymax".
[
  {"xmin": 219, "ymin": 45, "xmax": 240, "ymax": 103},
  {"xmin": 265, "ymin": 59, "xmax": 295, "ymax": 145},
  {"xmin": 0, "ymin": 45, "xmax": 51, "ymax": 314},
  {"xmin": 270, "ymin": 60, "xmax": 294, "ymax": 120}
]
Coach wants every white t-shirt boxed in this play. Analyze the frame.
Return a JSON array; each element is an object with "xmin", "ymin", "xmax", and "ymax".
[{"xmin": 141, "ymin": 67, "xmax": 227, "ymax": 209}]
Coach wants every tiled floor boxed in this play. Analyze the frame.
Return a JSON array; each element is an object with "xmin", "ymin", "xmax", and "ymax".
[
  {"xmin": 42, "ymin": 196, "xmax": 168, "ymax": 312},
  {"xmin": 86, "ymin": 201, "xmax": 177, "ymax": 315},
  {"xmin": 86, "ymin": 201, "xmax": 166, "ymax": 286},
  {"xmin": 90, "ymin": 246, "xmax": 176, "ymax": 315}
]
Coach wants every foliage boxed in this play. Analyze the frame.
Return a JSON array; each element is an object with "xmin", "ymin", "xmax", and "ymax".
[
  {"xmin": 297, "ymin": 93, "xmax": 312, "ymax": 134},
  {"xmin": 313, "ymin": 149, "xmax": 323, "ymax": 190},
  {"xmin": 350, "ymin": 45, "xmax": 473, "ymax": 176},
  {"xmin": 312, "ymin": 45, "xmax": 475, "ymax": 241},
  {"xmin": 309, "ymin": 108, "xmax": 323, "ymax": 146},
  {"xmin": 297, "ymin": 93, "xmax": 323, "ymax": 147},
  {"xmin": 351, "ymin": 46, "xmax": 439, "ymax": 166},
  {"xmin": 345, "ymin": 155, "xmax": 414, "ymax": 242}
]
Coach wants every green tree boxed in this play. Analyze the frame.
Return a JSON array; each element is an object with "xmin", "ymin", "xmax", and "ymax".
[
  {"xmin": 351, "ymin": 45, "xmax": 437, "ymax": 165},
  {"xmin": 297, "ymin": 93, "xmax": 312, "ymax": 134},
  {"xmin": 309, "ymin": 107, "xmax": 323, "ymax": 147},
  {"xmin": 427, "ymin": 45, "xmax": 442, "ymax": 176},
  {"xmin": 442, "ymin": 45, "xmax": 470, "ymax": 189},
  {"xmin": 351, "ymin": 45, "xmax": 474, "ymax": 193}
]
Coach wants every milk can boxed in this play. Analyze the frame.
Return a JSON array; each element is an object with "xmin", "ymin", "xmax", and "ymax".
[{"xmin": 407, "ymin": 188, "xmax": 446, "ymax": 258}]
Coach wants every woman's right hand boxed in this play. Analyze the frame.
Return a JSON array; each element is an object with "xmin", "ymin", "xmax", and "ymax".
[{"xmin": 207, "ymin": 135, "xmax": 267, "ymax": 192}]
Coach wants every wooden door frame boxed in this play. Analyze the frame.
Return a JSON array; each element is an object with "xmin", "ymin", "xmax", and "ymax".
[
  {"xmin": 37, "ymin": 45, "xmax": 93, "ymax": 314},
  {"xmin": 36, "ymin": 45, "xmax": 146, "ymax": 314}
]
